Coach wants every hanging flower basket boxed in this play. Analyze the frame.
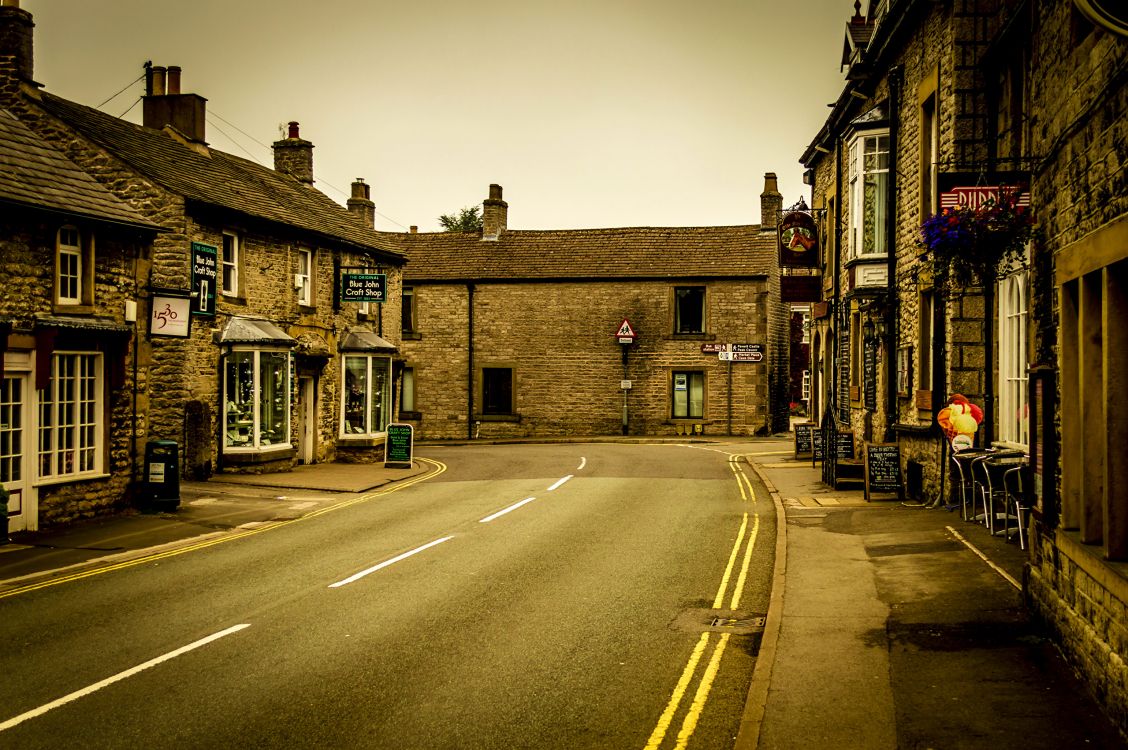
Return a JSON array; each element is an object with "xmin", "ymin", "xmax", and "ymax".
[{"xmin": 920, "ymin": 194, "xmax": 1035, "ymax": 288}]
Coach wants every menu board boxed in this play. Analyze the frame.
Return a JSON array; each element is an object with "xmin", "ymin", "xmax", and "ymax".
[
  {"xmin": 812, "ymin": 429, "xmax": 824, "ymax": 462},
  {"xmin": 864, "ymin": 443, "xmax": 903, "ymax": 500},
  {"xmin": 835, "ymin": 431, "xmax": 856, "ymax": 459},
  {"xmin": 794, "ymin": 423, "xmax": 815, "ymax": 457}
]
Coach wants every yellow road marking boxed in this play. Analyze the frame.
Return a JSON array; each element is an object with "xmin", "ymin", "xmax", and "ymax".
[
  {"xmin": 643, "ymin": 632, "xmax": 712, "ymax": 750},
  {"xmin": 674, "ymin": 633, "xmax": 731, "ymax": 750},
  {"xmin": 0, "ymin": 458, "xmax": 447, "ymax": 601},
  {"xmin": 712, "ymin": 513, "xmax": 748, "ymax": 609},
  {"xmin": 730, "ymin": 513, "xmax": 759, "ymax": 610},
  {"xmin": 729, "ymin": 462, "xmax": 747, "ymax": 501}
]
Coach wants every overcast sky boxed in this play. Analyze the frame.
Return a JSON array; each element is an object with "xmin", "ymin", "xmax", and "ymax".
[{"xmin": 25, "ymin": 0, "xmax": 854, "ymax": 232}]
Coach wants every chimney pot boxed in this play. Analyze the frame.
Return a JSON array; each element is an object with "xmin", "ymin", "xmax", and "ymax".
[
  {"xmin": 288, "ymin": 121, "xmax": 300, "ymax": 139},
  {"xmin": 760, "ymin": 172, "xmax": 783, "ymax": 231},
  {"xmin": 151, "ymin": 65, "xmax": 166, "ymax": 96},
  {"xmin": 166, "ymin": 65, "xmax": 181, "ymax": 95},
  {"xmin": 410, "ymin": 226, "xmax": 418, "ymax": 234},
  {"xmin": 481, "ymin": 183, "xmax": 508, "ymax": 241},
  {"xmin": 346, "ymin": 177, "xmax": 375, "ymax": 227}
]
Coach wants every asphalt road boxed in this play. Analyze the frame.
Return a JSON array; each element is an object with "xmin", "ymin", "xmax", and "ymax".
[{"xmin": 0, "ymin": 442, "xmax": 776, "ymax": 749}]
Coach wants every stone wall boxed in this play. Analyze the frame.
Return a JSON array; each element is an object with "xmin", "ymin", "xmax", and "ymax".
[{"xmin": 399, "ymin": 278, "xmax": 780, "ymax": 440}]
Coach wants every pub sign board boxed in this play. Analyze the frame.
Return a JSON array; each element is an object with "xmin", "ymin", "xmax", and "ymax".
[
  {"xmin": 384, "ymin": 423, "xmax": 414, "ymax": 468},
  {"xmin": 794, "ymin": 422, "xmax": 815, "ymax": 458},
  {"xmin": 342, "ymin": 273, "xmax": 387, "ymax": 304},
  {"xmin": 778, "ymin": 210, "xmax": 819, "ymax": 269},
  {"xmin": 190, "ymin": 242, "xmax": 217, "ymax": 316},
  {"xmin": 864, "ymin": 443, "xmax": 903, "ymax": 501}
]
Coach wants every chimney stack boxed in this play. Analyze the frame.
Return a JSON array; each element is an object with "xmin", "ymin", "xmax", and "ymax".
[
  {"xmin": 760, "ymin": 172, "xmax": 783, "ymax": 231},
  {"xmin": 0, "ymin": 0, "xmax": 34, "ymax": 100},
  {"xmin": 481, "ymin": 183, "xmax": 507, "ymax": 241},
  {"xmin": 272, "ymin": 121, "xmax": 315, "ymax": 186},
  {"xmin": 347, "ymin": 178, "xmax": 376, "ymax": 228},
  {"xmin": 142, "ymin": 63, "xmax": 208, "ymax": 144}
]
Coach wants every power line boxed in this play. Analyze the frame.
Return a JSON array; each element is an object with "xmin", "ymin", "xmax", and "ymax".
[
  {"xmin": 116, "ymin": 97, "xmax": 142, "ymax": 119},
  {"xmin": 97, "ymin": 73, "xmax": 145, "ymax": 109},
  {"xmin": 205, "ymin": 116, "xmax": 268, "ymax": 166}
]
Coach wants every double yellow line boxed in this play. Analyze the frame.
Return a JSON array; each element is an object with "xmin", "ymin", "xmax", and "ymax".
[
  {"xmin": 644, "ymin": 455, "xmax": 759, "ymax": 750},
  {"xmin": 0, "ymin": 457, "xmax": 447, "ymax": 601}
]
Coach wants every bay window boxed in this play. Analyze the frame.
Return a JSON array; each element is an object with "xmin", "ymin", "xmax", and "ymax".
[
  {"xmin": 848, "ymin": 131, "xmax": 890, "ymax": 258},
  {"xmin": 342, "ymin": 354, "xmax": 391, "ymax": 436},
  {"xmin": 224, "ymin": 349, "xmax": 290, "ymax": 450}
]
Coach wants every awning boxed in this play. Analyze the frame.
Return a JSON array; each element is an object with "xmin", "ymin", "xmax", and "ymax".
[
  {"xmin": 216, "ymin": 317, "xmax": 296, "ymax": 346},
  {"xmin": 34, "ymin": 314, "xmax": 131, "ymax": 335},
  {"xmin": 340, "ymin": 327, "xmax": 398, "ymax": 353}
]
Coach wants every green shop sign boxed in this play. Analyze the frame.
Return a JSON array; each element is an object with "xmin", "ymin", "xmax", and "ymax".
[
  {"xmin": 384, "ymin": 423, "xmax": 414, "ymax": 468},
  {"xmin": 341, "ymin": 273, "xmax": 387, "ymax": 304}
]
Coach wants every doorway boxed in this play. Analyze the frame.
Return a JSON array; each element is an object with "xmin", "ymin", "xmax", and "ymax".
[
  {"xmin": 296, "ymin": 376, "xmax": 316, "ymax": 464},
  {"xmin": 1, "ymin": 372, "xmax": 34, "ymax": 533}
]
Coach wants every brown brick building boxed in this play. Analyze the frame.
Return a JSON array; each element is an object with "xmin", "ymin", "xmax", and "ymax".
[
  {"xmin": 800, "ymin": 0, "xmax": 1128, "ymax": 736},
  {"xmin": 1, "ymin": 3, "xmax": 406, "ymax": 529},
  {"xmin": 385, "ymin": 181, "xmax": 792, "ymax": 440}
]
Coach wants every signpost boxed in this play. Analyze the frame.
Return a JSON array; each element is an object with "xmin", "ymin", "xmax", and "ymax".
[
  {"xmin": 614, "ymin": 318, "xmax": 637, "ymax": 435},
  {"xmin": 384, "ymin": 423, "xmax": 414, "ymax": 468}
]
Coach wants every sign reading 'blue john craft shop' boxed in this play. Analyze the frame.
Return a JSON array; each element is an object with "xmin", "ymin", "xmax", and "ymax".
[
  {"xmin": 190, "ymin": 242, "xmax": 217, "ymax": 316},
  {"xmin": 341, "ymin": 273, "xmax": 387, "ymax": 304}
]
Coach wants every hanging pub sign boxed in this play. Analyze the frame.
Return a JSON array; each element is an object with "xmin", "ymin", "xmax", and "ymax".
[
  {"xmin": 190, "ymin": 242, "xmax": 217, "ymax": 316},
  {"xmin": 937, "ymin": 172, "xmax": 1030, "ymax": 210},
  {"xmin": 778, "ymin": 210, "xmax": 819, "ymax": 269},
  {"xmin": 341, "ymin": 272, "xmax": 387, "ymax": 304}
]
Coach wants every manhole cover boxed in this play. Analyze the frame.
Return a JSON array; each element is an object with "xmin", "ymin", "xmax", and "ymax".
[{"xmin": 672, "ymin": 608, "xmax": 767, "ymax": 636}]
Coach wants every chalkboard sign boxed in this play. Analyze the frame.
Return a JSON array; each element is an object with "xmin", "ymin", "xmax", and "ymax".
[
  {"xmin": 384, "ymin": 423, "xmax": 414, "ymax": 468},
  {"xmin": 863, "ymin": 339, "xmax": 877, "ymax": 411},
  {"xmin": 864, "ymin": 442, "xmax": 903, "ymax": 500},
  {"xmin": 835, "ymin": 431, "xmax": 855, "ymax": 460},
  {"xmin": 794, "ymin": 423, "xmax": 815, "ymax": 457},
  {"xmin": 812, "ymin": 429, "xmax": 824, "ymax": 462}
]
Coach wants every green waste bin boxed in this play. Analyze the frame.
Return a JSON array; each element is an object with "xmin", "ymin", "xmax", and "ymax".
[{"xmin": 144, "ymin": 440, "xmax": 180, "ymax": 510}]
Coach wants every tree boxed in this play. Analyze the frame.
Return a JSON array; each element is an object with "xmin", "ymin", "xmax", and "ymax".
[{"xmin": 438, "ymin": 206, "xmax": 483, "ymax": 232}]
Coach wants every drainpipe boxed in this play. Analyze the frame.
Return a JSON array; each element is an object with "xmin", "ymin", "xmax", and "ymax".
[
  {"xmin": 884, "ymin": 66, "xmax": 902, "ymax": 443},
  {"xmin": 467, "ymin": 283, "xmax": 475, "ymax": 440}
]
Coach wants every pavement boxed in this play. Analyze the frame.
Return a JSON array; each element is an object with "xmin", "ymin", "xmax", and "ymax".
[{"xmin": 1, "ymin": 436, "xmax": 1125, "ymax": 748}]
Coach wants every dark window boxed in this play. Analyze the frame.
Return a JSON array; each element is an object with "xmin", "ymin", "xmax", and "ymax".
[
  {"xmin": 674, "ymin": 287, "xmax": 705, "ymax": 334},
  {"xmin": 482, "ymin": 368, "xmax": 513, "ymax": 415},
  {"xmin": 402, "ymin": 286, "xmax": 416, "ymax": 333},
  {"xmin": 671, "ymin": 371, "xmax": 704, "ymax": 418}
]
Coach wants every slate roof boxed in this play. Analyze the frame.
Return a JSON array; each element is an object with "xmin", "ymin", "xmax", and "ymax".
[
  {"xmin": 34, "ymin": 92, "xmax": 403, "ymax": 264},
  {"xmin": 391, "ymin": 225, "xmax": 776, "ymax": 282},
  {"xmin": 0, "ymin": 108, "xmax": 160, "ymax": 230}
]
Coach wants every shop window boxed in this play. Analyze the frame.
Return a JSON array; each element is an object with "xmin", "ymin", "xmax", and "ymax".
[
  {"xmin": 672, "ymin": 371, "xmax": 704, "ymax": 419},
  {"xmin": 55, "ymin": 226, "xmax": 93, "ymax": 307},
  {"xmin": 674, "ymin": 286, "xmax": 706, "ymax": 334},
  {"xmin": 482, "ymin": 367, "xmax": 514, "ymax": 415},
  {"xmin": 997, "ymin": 270, "xmax": 1029, "ymax": 447},
  {"xmin": 37, "ymin": 353, "xmax": 101, "ymax": 480},
  {"xmin": 296, "ymin": 247, "xmax": 314, "ymax": 306},
  {"xmin": 342, "ymin": 354, "xmax": 391, "ymax": 436},
  {"xmin": 221, "ymin": 232, "xmax": 241, "ymax": 297},
  {"xmin": 848, "ymin": 131, "xmax": 890, "ymax": 258},
  {"xmin": 224, "ymin": 349, "xmax": 290, "ymax": 450}
]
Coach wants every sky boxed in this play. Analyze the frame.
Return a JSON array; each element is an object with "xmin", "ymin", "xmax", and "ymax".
[{"xmin": 24, "ymin": 0, "xmax": 854, "ymax": 233}]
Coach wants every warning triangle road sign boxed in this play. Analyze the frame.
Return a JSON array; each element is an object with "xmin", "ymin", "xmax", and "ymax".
[{"xmin": 615, "ymin": 318, "xmax": 637, "ymax": 341}]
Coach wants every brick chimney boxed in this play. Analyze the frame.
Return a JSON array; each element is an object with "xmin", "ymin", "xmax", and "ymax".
[
  {"xmin": 760, "ymin": 172, "xmax": 783, "ymax": 231},
  {"xmin": 0, "ymin": 0, "xmax": 34, "ymax": 104},
  {"xmin": 347, "ymin": 178, "xmax": 375, "ymax": 228},
  {"xmin": 142, "ymin": 62, "xmax": 208, "ymax": 144},
  {"xmin": 273, "ymin": 121, "xmax": 314, "ymax": 186},
  {"xmin": 481, "ymin": 183, "xmax": 507, "ymax": 241}
]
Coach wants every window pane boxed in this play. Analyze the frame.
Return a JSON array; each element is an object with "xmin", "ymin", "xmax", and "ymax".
[
  {"xmin": 401, "ymin": 367, "xmax": 415, "ymax": 412},
  {"xmin": 688, "ymin": 373, "xmax": 704, "ymax": 418},
  {"xmin": 258, "ymin": 351, "xmax": 289, "ymax": 445},
  {"xmin": 344, "ymin": 356, "xmax": 368, "ymax": 434},
  {"xmin": 482, "ymin": 368, "xmax": 512, "ymax": 415},
  {"xmin": 402, "ymin": 287, "xmax": 415, "ymax": 332},
  {"xmin": 672, "ymin": 371, "xmax": 704, "ymax": 418},
  {"xmin": 675, "ymin": 287, "xmax": 705, "ymax": 334},
  {"xmin": 225, "ymin": 352, "xmax": 255, "ymax": 446},
  {"xmin": 222, "ymin": 234, "xmax": 238, "ymax": 295},
  {"xmin": 369, "ymin": 358, "xmax": 389, "ymax": 432}
]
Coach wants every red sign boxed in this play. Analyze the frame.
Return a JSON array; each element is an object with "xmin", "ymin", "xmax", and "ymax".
[
  {"xmin": 700, "ymin": 343, "xmax": 726, "ymax": 354},
  {"xmin": 778, "ymin": 211, "xmax": 820, "ymax": 269},
  {"xmin": 614, "ymin": 318, "xmax": 637, "ymax": 344},
  {"xmin": 939, "ymin": 185, "xmax": 1029, "ymax": 210}
]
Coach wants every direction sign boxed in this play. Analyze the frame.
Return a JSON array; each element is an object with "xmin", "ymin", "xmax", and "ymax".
[
  {"xmin": 718, "ymin": 343, "xmax": 765, "ymax": 362},
  {"xmin": 615, "ymin": 318, "xmax": 637, "ymax": 344}
]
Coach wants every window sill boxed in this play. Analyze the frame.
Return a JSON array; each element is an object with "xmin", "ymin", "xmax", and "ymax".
[
  {"xmin": 338, "ymin": 434, "xmax": 386, "ymax": 448},
  {"xmin": 222, "ymin": 446, "xmax": 295, "ymax": 464},
  {"xmin": 473, "ymin": 414, "xmax": 521, "ymax": 423},
  {"xmin": 666, "ymin": 333, "xmax": 717, "ymax": 341},
  {"xmin": 398, "ymin": 411, "xmax": 422, "ymax": 421},
  {"xmin": 221, "ymin": 294, "xmax": 247, "ymax": 306},
  {"xmin": 401, "ymin": 332, "xmax": 422, "ymax": 341},
  {"xmin": 844, "ymin": 255, "xmax": 889, "ymax": 269},
  {"xmin": 52, "ymin": 303, "xmax": 94, "ymax": 315},
  {"xmin": 298, "ymin": 304, "xmax": 317, "ymax": 313},
  {"xmin": 34, "ymin": 471, "xmax": 110, "ymax": 488}
]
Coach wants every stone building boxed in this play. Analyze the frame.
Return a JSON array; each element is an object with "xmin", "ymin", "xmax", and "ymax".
[
  {"xmin": 800, "ymin": 0, "xmax": 1128, "ymax": 736},
  {"xmin": 0, "ymin": 107, "xmax": 161, "ymax": 531},
  {"xmin": 0, "ymin": 3, "xmax": 406, "ymax": 527},
  {"xmin": 385, "ymin": 180, "xmax": 791, "ymax": 440}
]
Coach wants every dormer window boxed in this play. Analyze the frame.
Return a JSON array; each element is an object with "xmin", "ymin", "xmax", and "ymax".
[{"xmin": 848, "ymin": 130, "xmax": 890, "ymax": 259}]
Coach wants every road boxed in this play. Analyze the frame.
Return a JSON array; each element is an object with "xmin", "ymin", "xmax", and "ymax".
[{"xmin": 0, "ymin": 442, "xmax": 777, "ymax": 749}]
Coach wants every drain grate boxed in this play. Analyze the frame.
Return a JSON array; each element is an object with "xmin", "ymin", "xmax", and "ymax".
[{"xmin": 711, "ymin": 615, "xmax": 767, "ymax": 629}]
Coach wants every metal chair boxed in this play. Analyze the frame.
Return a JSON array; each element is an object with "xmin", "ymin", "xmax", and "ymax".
[
  {"xmin": 975, "ymin": 451, "xmax": 1026, "ymax": 535},
  {"xmin": 1003, "ymin": 464, "xmax": 1031, "ymax": 550},
  {"xmin": 950, "ymin": 449, "xmax": 991, "ymax": 521}
]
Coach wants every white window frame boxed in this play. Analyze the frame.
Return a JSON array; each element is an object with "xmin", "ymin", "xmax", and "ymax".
[
  {"xmin": 296, "ymin": 247, "xmax": 313, "ymax": 306},
  {"xmin": 56, "ymin": 226, "xmax": 83, "ymax": 305},
  {"xmin": 221, "ymin": 232, "xmax": 240, "ymax": 297},
  {"xmin": 340, "ymin": 354, "xmax": 392, "ymax": 437},
  {"xmin": 997, "ymin": 269, "xmax": 1029, "ymax": 447},
  {"xmin": 223, "ymin": 348, "xmax": 291, "ymax": 453},
  {"xmin": 848, "ymin": 130, "xmax": 890, "ymax": 259},
  {"xmin": 37, "ymin": 352, "xmax": 103, "ymax": 483}
]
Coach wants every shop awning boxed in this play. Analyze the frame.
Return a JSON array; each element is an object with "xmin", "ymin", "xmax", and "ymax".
[
  {"xmin": 340, "ymin": 327, "xmax": 398, "ymax": 353},
  {"xmin": 216, "ymin": 317, "xmax": 296, "ymax": 346}
]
